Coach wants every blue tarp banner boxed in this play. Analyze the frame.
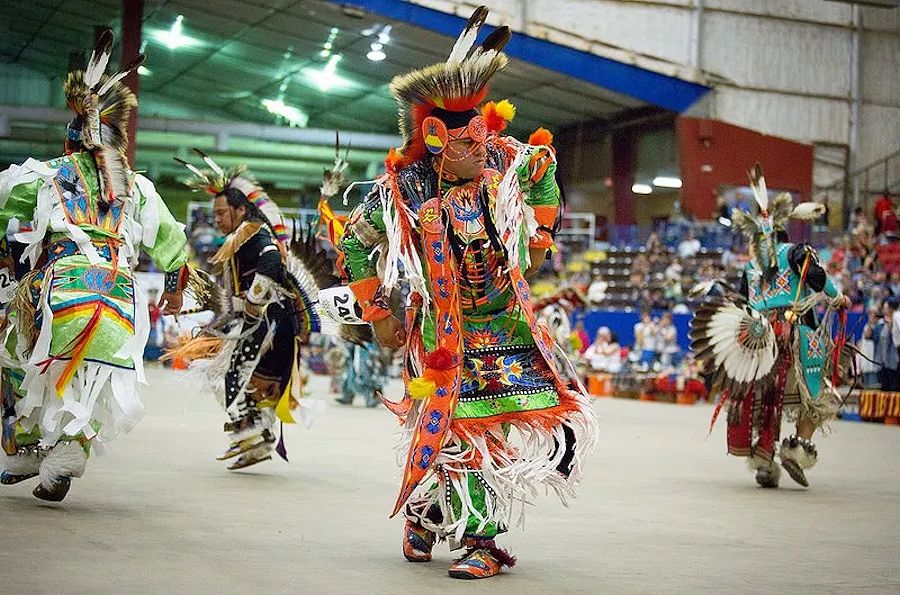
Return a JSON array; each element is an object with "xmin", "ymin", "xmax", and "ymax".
[{"xmin": 577, "ymin": 309, "xmax": 866, "ymax": 351}]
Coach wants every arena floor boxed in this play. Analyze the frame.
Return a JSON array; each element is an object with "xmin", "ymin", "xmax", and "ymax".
[{"xmin": 3, "ymin": 367, "xmax": 899, "ymax": 594}]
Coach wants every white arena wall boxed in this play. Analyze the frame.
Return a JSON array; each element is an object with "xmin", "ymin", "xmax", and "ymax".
[{"xmin": 412, "ymin": 0, "xmax": 900, "ymax": 188}]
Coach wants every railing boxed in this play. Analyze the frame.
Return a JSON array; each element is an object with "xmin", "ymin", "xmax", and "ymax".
[{"xmin": 819, "ymin": 147, "xmax": 900, "ymax": 224}]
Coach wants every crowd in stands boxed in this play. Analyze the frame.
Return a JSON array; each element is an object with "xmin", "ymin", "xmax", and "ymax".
[
  {"xmin": 165, "ymin": 192, "xmax": 900, "ymax": 396},
  {"xmin": 576, "ymin": 310, "xmax": 683, "ymax": 374},
  {"xmin": 557, "ymin": 192, "xmax": 900, "ymax": 392}
]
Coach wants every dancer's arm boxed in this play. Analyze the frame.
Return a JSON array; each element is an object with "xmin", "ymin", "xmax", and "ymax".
[
  {"xmin": 339, "ymin": 188, "xmax": 391, "ymax": 323},
  {"xmin": 0, "ymin": 166, "xmax": 41, "ymax": 233},
  {"xmin": 134, "ymin": 174, "xmax": 189, "ymax": 314},
  {"xmin": 519, "ymin": 147, "xmax": 560, "ymax": 253}
]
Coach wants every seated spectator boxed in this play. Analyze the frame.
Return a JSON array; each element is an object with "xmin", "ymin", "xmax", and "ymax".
[
  {"xmin": 633, "ymin": 311, "xmax": 658, "ymax": 371},
  {"xmin": 678, "ymin": 230, "xmax": 701, "ymax": 259},
  {"xmin": 890, "ymin": 272, "xmax": 900, "ymax": 299},
  {"xmin": 859, "ymin": 306, "xmax": 881, "ymax": 389},
  {"xmin": 827, "ymin": 236, "xmax": 847, "ymax": 274},
  {"xmin": 587, "ymin": 273, "xmax": 608, "ymax": 304},
  {"xmin": 665, "ymin": 260, "xmax": 683, "ymax": 282},
  {"xmin": 631, "ymin": 253, "xmax": 650, "ymax": 277},
  {"xmin": 664, "ymin": 277, "xmax": 683, "ymax": 304},
  {"xmin": 645, "ymin": 232, "xmax": 664, "ymax": 256},
  {"xmin": 875, "ymin": 298, "xmax": 900, "ymax": 391},
  {"xmin": 657, "ymin": 312, "xmax": 681, "ymax": 369},
  {"xmin": 583, "ymin": 327, "xmax": 622, "ymax": 374},
  {"xmin": 849, "ymin": 206, "xmax": 873, "ymax": 238},
  {"xmin": 721, "ymin": 238, "xmax": 744, "ymax": 272},
  {"xmin": 650, "ymin": 288, "xmax": 669, "ymax": 311}
]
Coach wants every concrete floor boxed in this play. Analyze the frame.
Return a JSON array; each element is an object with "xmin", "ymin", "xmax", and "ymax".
[{"xmin": 3, "ymin": 367, "xmax": 899, "ymax": 594}]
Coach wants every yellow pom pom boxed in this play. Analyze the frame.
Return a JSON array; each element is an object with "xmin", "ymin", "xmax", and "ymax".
[
  {"xmin": 408, "ymin": 377, "xmax": 436, "ymax": 400},
  {"xmin": 495, "ymin": 99, "xmax": 516, "ymax": 122}
]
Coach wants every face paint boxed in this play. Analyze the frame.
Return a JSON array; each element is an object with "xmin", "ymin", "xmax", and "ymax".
[{"xmin": 422, "ymin": 116, "xmax": 449, "ymax": 155}]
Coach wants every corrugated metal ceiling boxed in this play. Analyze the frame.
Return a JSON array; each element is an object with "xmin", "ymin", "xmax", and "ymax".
[{"xmin": 1, "ymin": 0, "xmax": 642, "ymax": 135}]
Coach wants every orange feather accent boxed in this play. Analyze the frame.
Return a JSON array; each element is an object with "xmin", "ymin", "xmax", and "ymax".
[
  {"xmin": 384, "ymin": 147, "xmax": 404, "ymax": 172},
  {"xmin": 528, "ymin": 127, "xmax": 554, "ymax": 147},
  {"xmin": 481, "ymin": 101, "xmax": 508, "ymax": 133}
]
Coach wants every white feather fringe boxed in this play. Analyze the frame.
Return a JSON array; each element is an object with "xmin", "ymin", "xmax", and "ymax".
[
  {"xmin": 779, "ymin": 444, "xmax": 817, "ymax": 470},
  {"xmin": 39, "ymin": 441, "xmax": 87, "ymax": 488},
  {"xmin": 405, "ymin": 390, "xmax": 597, "ymax": 545},
  {"xmin": 1, "ymin": 449, "xmax": 42, "ymax": 475},
  {"xmin": 375, "ymin": 177, "xmax": 430, "ymax": 305}
]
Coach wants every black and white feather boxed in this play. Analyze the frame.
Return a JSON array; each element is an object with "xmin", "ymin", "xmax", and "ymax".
[
  {"xmin": 446, "ymin": 5, "xmax": 489, "ymax": 66},
  {"xmin": 690, "ymin": 299, "xmax": 779, "ymax": 394},
  {"xmin": 285, "ymin": 225, "xmax": 371, "ymax": 346}
]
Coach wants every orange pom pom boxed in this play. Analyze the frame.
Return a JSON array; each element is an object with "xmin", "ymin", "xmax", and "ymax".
[
  {"xmin": 528, "ymin": 127, "xmax": 554, "ymax": 147},
  {"xmin": 482, "ymin": 100, "xmax": 516, "ymax": 133},
  {"xmin": 385, "ymin": 147, "xmax": 403, "ymax": 172},
  {"xmin": 482, "ymin": 101, "xmax": 505, "ymax": 133}
]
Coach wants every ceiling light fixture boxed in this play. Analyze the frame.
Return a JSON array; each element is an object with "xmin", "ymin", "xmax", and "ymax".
[
  {"xmin": 137, "ymin": 65, "xmax": 152, "ymax": 76},
  {"xmin": 652, "ymin": 176, "xmax": 683, "ymax": 189},
  {"xmin": 153, "ymin": 15, "xmax": 200, "ymax": 50},
  {"xmin": 367, "ymin": 42, "xmax": 386, "ymax": 62},
  {"xmin": 261, "ymin": 98, "xmax": 309, "ymax": 128},
  {"xmin": 632, "ymin": 183, "xmax": 653, "ymax": 195},
  {"xmin": 320, "ymin": 27, "xmax": 340, "ymax": 58},
  {"xmin": 305, "ymin": 54, "xmax": 349, "ymax": 92},
  {"xmin": 377, "ymin": 25, "xmax": 392, "ymax": 44}
]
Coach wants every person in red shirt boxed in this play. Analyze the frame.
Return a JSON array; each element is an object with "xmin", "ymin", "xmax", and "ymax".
[{"xmin": 874, "ymin": 193, "xmax": 897, "ymax": 236}]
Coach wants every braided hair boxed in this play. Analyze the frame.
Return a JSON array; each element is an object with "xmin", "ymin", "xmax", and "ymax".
[{"xmin": 217, "ymin": 187, "xmax": 279, "ymax": 241}]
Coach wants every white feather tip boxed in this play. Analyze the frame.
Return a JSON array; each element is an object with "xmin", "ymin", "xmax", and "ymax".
[
  {"xmin": 446, "ymin": 6, "xmax": 489, "ymax": 65},
  {"xmin": 748, "ymin": 164, "xmax": 769, "ymax": 212},
  {"xmin": 790, "ymin": 202, "xmax": 826, "ymax": 221}
]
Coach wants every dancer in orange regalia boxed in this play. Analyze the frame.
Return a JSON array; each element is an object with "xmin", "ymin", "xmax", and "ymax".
[{"xmin": 337, "ymin": 6, "xmax": 598, "ymax": 580}]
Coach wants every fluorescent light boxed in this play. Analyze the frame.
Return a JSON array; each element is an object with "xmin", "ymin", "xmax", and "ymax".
[
  {"xmin": 304, "ymin": 54, "xmax": 350, "ymax": 92},
  {"xmin": 632, "ymin": 183, "xmax": 653, "ymax": 194},
  {"xmin": 321, "ymin": 27, "xmax": 340, "ymax": 58},
  {"xmin": 138, "ymin": 65, "xmax": 152, "ymax": 76},
  {"xmin": 367, "ymin": 42, "xmax": 386, "ymax": 61},
  {"xmin": 153, "ymin": 15, "xmax": 200, "ymax": 49},
  {"xmin": 261, "ymin": 98, "xmax": 309, "ymax": 127},
  {"xmin": 378, "ymin": 25, "xmax": 392, "ymax": 44},
  {"xmin": 652, "ymin": 176, "xmax": 683, "ymax": 189}
]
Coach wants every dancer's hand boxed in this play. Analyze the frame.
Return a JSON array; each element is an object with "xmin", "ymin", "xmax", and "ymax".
[
  {"xmin": 525, "ymin": 247, "xmax": 547, "ymax": 277},
  {"xmin": 831, "ymin": 293, "xmax": 851, "ymax": 310},
  {"xmin": 373, "ymin": 315, "xmax": 406, "ymax": 348},
  {"xmin": 159, "ymin": 291, "xmax": 183, "ymax": 315}
]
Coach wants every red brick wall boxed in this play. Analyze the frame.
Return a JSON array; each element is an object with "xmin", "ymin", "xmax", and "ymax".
[{"xmin": 676, "ymin": 116, "xmax": 814, "ymax": 220}]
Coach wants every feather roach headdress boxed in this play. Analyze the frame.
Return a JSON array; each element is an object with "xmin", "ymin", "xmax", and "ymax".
[
  {"xmin": 388, "ymin": 5, "xmax": 511, "ymax": 167},
  {"xmin": 63, "ymin": 29, "xmax": 144, "ymax": 207},
  {"xmin": 731, "ymin": 164, "xmax": 826, "ymax": 277},
  {"xmin": 176, "ymin": 149, "xmax": 290, "ymax": 245}
]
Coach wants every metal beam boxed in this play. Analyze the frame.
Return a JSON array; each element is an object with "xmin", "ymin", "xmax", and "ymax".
[
  {"xmin": 4, "ymin": 124, "xmax": 389, "ymax": 164},
  {"xmin": 121, "ymin": 0, "xmax": 144, "ymax": 164},
  {"xmin": 0, "ymin": 105, "xmax": 402, "ymax": 150}
]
